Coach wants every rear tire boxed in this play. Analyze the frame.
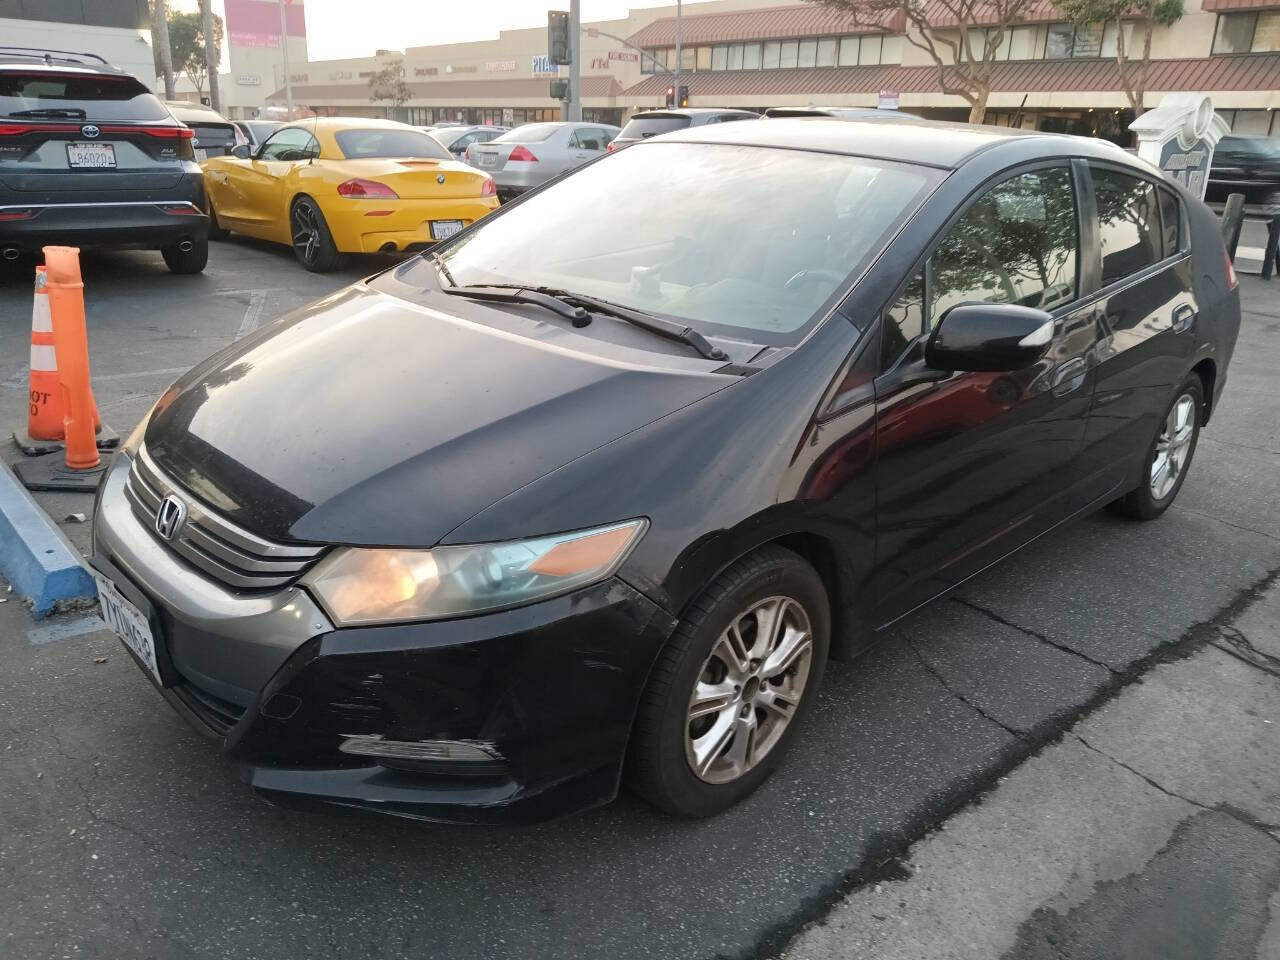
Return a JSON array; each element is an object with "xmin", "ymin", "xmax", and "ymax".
[
  {"xmin": 1109, "ymin": 374, "xmax": 1203, "ymax": 521},
  {"xmin": 627, "ymin": 546, "xmax": 830, "ymax": 818},
  {"xmin": 161, "ymin": 237, "xmax": 208, "ymax": 275},
  {"xmin": 290, "ymin": 196, "xmax": 343, "ymax": 272}
]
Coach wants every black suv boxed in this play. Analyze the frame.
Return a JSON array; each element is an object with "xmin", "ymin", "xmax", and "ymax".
[
  {"xmin": 1205, "ymin": 135, "xmax": 1280, "ymax": 207},
  {"xmin": 0, "ymin": 47, "xmax": 209, "ymax": 273}
]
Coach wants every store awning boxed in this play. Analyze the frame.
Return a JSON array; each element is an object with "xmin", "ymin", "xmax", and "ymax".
[{"xmin": 625, "ymin": 4, "xmax": 903, "ymax": 47}]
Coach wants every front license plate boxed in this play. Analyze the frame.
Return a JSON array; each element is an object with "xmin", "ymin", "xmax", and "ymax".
[
  {"xmin": 94, "ymin": 573, "xmax": 160, "ymax": 683},
  {"xmin": 431, "ymin": 219, "xmax": 464, "ymax": 240},
  {"xmin": 66, "ymin": 142, "xmax": 116, "ymax": 169}
]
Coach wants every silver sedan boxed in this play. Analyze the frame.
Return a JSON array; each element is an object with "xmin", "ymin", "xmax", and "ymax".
[{"xmin": 466, "ymin": 121, "xmax": 620, "ymax": 201}]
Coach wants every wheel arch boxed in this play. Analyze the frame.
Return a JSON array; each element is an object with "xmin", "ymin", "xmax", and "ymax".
[{"xmin": 1190, "ymin": 356, "xmax": 1217, "ymax": 424}]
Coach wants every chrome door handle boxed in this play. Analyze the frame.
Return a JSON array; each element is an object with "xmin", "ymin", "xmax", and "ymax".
[
  {"xmin": 1051, "ymin": 356, "xmax": 1087, "ymax": 397},
  {"xmin": 1172, "ymin": 304, "xmax": 1197, "ymax": 333}
]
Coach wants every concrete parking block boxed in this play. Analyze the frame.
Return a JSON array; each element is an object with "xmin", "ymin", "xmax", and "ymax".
[{"xmin": 0, "ymin": 457, "xmax": 95, "ymax": 617}]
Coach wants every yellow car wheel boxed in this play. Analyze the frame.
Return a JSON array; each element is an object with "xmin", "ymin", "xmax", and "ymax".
[{"xmin": 290, "ymin": 196, "xmax": 344, "ymax": 273}]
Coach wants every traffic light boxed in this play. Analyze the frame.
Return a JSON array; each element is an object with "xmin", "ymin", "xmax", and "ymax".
[
  {"xmin": 665, "ymin": 85, "xmax": 675, "ymax": 108},
  {"xmin": 679, "ymin": 84, "xmax": 689, "ymax": 108},
  {"xmin": 548, "ymin": 11, "xmax": 571, "ymax": 65}
]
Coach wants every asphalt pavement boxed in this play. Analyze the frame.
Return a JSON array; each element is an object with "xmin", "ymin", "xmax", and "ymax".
[{"xmin": 0, "ymin": 239, "xmax": 1278, "ymax": 960}]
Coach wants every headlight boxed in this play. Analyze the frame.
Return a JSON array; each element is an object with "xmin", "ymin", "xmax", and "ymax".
[{"xmin": 305, "ymin": 519, "xmax": 647, "ymax": 626}]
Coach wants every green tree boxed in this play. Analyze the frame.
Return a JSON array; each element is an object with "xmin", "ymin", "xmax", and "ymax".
[
  {"xmin": 1056, "ymin": 0, "xmax": 1184, "ymax": 119},
  {"xmin": 167, "ymin": 9, "xmax": 223, "ymax": 100},
  {"xmin": 368, "ymin": 59, "xmax": 412, "ymax": 113},
  {"xmin": 811, "ymin": 0, "xmax": 1040, "ymax": 124}
]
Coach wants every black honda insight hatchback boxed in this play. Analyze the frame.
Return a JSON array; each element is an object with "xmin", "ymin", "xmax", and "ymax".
[{"xmin": 91, "ymin": 119, "xmax": 1240, "ymax": 824}]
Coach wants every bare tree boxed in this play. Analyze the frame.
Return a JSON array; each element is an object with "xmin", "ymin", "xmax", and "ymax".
[
  {"xmin": 152, "ymin": 0, "xmax": 175, "ymax": 99},
  {"xmin": 369, "ymin": 60, "xmax": 412, "ymax": 116},
  {"xmin": 200, "ymin": 0, "xmax": 221, "ymax": 112},
  {"xmin": 1056, "ymin": 0, "xmax": 1184, "ymax": 119},
  {"xmin": 811, "ymin": 0, "xmax": 1040, "ymax": 124}
]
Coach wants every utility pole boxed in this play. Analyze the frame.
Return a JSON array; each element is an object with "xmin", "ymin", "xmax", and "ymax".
[
  {"xmin": 567, "ymin": 0, "xmax": 581, "ymax": 122},
  {"xmin": 278, "ymin": 0, "xmax": 294, "ymax": 119},
  {"xmin": 673, "ymin": 0, "xmax": 681, "ymax": 109},
  {"xmin": 152, "ymin": 0, "xmax": 175, "ymax": 99},
  {"xmin": 200, "ymin": 0, "xmax": 220, "ymax": 112}
]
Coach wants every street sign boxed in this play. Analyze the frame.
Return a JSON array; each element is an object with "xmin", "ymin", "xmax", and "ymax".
[
  {"xmin": 878, "ymin": 89, "xmax": 899, "ymax": 110},
  {"xmin": 550, "ymin": 78, "xmax": 569, "ymax": 101},
  {"xmin": 548, "ymin": 10, "xmax": 571, "ymax": 65},
  {"xmin": 1130, "ymin": 94, "xmax": 1230, "ymax": 200}
]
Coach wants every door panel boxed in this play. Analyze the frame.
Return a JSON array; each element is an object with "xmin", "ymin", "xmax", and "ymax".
[{"xmin": 872, "ymin": 165, "xmax": 1096, "ymax": 621}]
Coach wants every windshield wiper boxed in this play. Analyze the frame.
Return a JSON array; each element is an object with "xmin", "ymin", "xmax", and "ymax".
[
  {"xmin": 8, "ymin": 108, "xmax": 88, "ymax": 119},
  {"xmin": 439, "ymin": 283, "xmax": 591, "ymax": 326},
  {"xmin": 547, "ymin": 289, "xmax": 728, "ymax": 361}
]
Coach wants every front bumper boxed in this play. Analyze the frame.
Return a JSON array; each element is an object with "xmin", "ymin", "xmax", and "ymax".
[
  {"xmin": 322, "ymin": 196, "xmax": 500, "ymax": 254},
  {"xmin": 91, "ymin": 451, "xmax": 675, "ymax": 824}
]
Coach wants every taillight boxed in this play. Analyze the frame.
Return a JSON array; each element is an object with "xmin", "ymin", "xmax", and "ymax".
[
  {"xmin": 337, "ymin": 178, "xmax": 399, "ymax": 199},
  {"xmin": 0, "ymin": 208, "xmax": 34, "ymax": 221},
  {"xmin": 480, "ymin": 177, "xmax": 496, "ymax": 197},
  {"xmin": 508, "ymin": 145, "xmax": 537, "ymax": 162},
  {"xmin": 1224, "ymin": 244, "xmax": 1239, "ymax": 290},
  {"xmin": 0, "ymin": 123, "xmax": 78, "ymax": 136},
  {"xmin": 100, "ymin": 125, "xmax": 194, "ymax": 139}
]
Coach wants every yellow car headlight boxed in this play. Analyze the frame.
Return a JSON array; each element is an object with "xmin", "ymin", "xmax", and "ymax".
[{"xmin": 305, "ymin": 519, "xmax": 647, "ymax": 626}]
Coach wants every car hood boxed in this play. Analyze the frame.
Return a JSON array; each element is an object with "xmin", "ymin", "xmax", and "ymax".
[{"xmin": 143, "ymin": 283, "xmax": 732, "ymax": 547}]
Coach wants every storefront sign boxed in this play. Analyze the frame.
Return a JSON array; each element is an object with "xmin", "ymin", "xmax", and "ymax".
[
  {"xmin": 1130, "ymin": 93, "xmax": 1230, "ymax": 199},
  {"xmin": 502, "ymin": 108, "xmax": 514, "ymax": 126},
  {"xmin": 414, "ymin": 66, "xmax": 438, "ymax": 77},
  {"xmin": 531, "ymin": 55, "xmax": 561, "ymax": 77},
  {"xmin": 590, "ymin": 57, "xmax": 610, "ymax": 70},
  {"xmin": 486, "ymin": 59, "xmax": 517, "ymax": 72},
  {"xmin": 608, "ymin": 50, "xmax": 639, "ymax": 62},
  {"xmin": 236, "ymin": 74, "xmax": 261, "ymax": 86},
  {"xmin": 446, "ymin": 64, "xmax": 478, "ymax": 74},
  {"xmin": 878, "ymin": 89, "xmax": 900, "ymax": 110}
]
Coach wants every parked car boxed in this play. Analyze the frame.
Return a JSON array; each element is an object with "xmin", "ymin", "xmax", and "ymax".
[
  {"xmin": 1204, "ymin": 134, "xmax": 1280, "ymax": 206},
  {"xmin": 430, "ymin": 123, "xmax": 507, "ymax": 160},
  {"xmin": 0, "ymin": 48, "xmax": 209, "ymax": 272},
  {"xmin": 764, "ymin": 106, "xmax": 916, "ymax": 120},
  {"xmin": 92, "ymin": 118, "xmax": 1238, "ymax": 825},
  {"xmin": 608, "ymin": 108, "xmax": 759, "ymax": 150},
  {"xmin": 467, "ymin": 121, "xmax": 620, "ymax": 200},
  {"xmin": 202, "ymin": 117, "xmax": 498, "ymax": 270},
  {"xmin": 164, "ymin": 100, "xmax": 239, "ymax": 159},
  {"xmin": 232, "ymin": 118, "xmax": 282, "ymax": 150}
]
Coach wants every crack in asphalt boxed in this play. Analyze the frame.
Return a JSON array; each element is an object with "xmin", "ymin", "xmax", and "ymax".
[
  {"xmin": 1179, "ymin": 508, "xmax": 1280, "ymax": 545},
  {"xmin": 1072, "ymin": 733, "xmax": 1280, "ymax": 852},
  {"xmin": 907, "ymin": 638, "xmax": 1030, "ymax": 742},
  {"xmin": 951, "ymin": 597, "xmax": 1122, "ymax": 675},
  {"xmin": 1200, "ymin": 435, "xmax": 1280, "ymax": 457},
  {"xmin": 1214, "ymin": 625, "xmax": 1280, "ymax": 673}
]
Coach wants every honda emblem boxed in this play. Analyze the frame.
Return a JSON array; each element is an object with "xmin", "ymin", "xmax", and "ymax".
[{"xmin": 154, "ymin": 494, "xmax": 188, "ymax": 542}]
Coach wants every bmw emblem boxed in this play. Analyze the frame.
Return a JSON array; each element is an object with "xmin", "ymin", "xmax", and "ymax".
[
  {"xmin": 80, "ymin": 124, "xmax": 101, "ymax": 139},
  {"xmin": 436, "ymin": 173, "xmax": 446, "ymax": 184}
]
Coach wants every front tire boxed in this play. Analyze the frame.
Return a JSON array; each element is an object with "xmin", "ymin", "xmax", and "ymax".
[
  {"xmin": 290, "ymin": 196, "xmax": 343, "ymax": 272},
  {"xmin": 1109, "ymin": 374, "xmax": 1203, "ymax": 520},
  {"xmin": 627, "ymin": 546, "xmax": 830, "ymax": 818},
  {"xmin": 160, "ymin": 237, "xmax": 208, "ymax": 274}
]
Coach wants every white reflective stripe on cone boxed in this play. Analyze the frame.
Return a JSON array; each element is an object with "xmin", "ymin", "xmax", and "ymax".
[
  {"xmin": 30, "ymin": 343, "xmax": 57, "ymax": 372},
  {"xmin": 31, "ymin": 292, "xmax": 52, "ymax": 334}
]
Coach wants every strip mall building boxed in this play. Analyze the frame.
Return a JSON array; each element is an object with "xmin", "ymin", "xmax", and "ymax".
[{"xmin": 258, "ymin": 0, "xmax": 1280, "ymax": 141}]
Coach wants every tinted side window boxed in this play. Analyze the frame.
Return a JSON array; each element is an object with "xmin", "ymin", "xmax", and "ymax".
[
  {"xmin": 1157, "ymin": 186, "xmax": 1180, "ymax": 259},
  {"xmin": 930, "ymin": 167, "xmax": 1079, "ymax": 325},
  {"xmin": 259, "ymin": 128, "xmax": 315, "ymax": 161},
  {"xmin": 1093, "ymin": 168, "xmax": 1162, "ymax": 284},
  {"xmin": 882, "ymin": 272, "xmax": 924, "ymax": 369}
]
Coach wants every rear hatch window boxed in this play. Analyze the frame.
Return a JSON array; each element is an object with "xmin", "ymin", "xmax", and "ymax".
[
  {"xmin": 185, "ymin": 122, "xmax": 237, "ymax": 156},
  {"xmin": 617, "ymin": 115, "xmax": 691, "ymax": 140},
  {"xmin": 1, "ymin": 71, "xmax": 168, "ymax": 121},
  {"xmin": 494, "ymin": 124, "xmax": 562, "ymax": 143},
  {"xmin": 334, "ymin": 128, "xmax": 451, "ymax": 160}
]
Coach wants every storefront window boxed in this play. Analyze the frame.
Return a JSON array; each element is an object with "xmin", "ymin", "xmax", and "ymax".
[
  {"xmin": 728, "ymin": 43, "xmax": 744, "ymax": 69},
  {"xmin": 1046, "ymin": 23, "xmax": 1075, "ymax": 58},
  {"xmin": 779, "ymin": 40, "xmax": 799, "ymax": 68},
  {"xmin": 1254, "ymin": 12, "xmax": 1280, "ymax": 51},
  {"xmin": 859, "ymin": 34, "xmax": 882, "ymax": 65},
  {"xmin": 1100, "ymin": 22, "xmax": 1133, "ymax": 57},
  {"xmin": 763, "ymin": 40, "xmax": 781, "ymax": 68},
  {"xmin": 712, "ymin": 45, "xmax": 728, "ymax": 70},
  {"xmin": 1073, "ymin": 23, "xmax": 1104, "ymax": 57},
  {"xmin": 695, "ymin": 46, "xmax": 711, "ymax": 70},
  {"xmin": 816, "ymin": 37, "xmax": 838, "ymax": 67},
  {"xmin": 798, "ymin": 38, "xmax": 818, "ymax": 68},
  {"xmin": 1214, "ymin": 13, "xmax": 1257, "ymax": 54},
  {"xmin": 743, "ymin": 42, "xmax": 761, "ymax": 69},
  {"xmin": 838, "ymin": 36, "xmax": 860, "ymax": 66},
  {"xmin": 1006, "ymin": 25, "xmax": 1038, "ymax": 60},
  {"xmin": 880, "ymin": 35, "xmax": 904, "ymax": 64}
]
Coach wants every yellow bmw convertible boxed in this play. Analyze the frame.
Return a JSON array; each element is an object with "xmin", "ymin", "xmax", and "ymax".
[{"xmin": 203, "ymin": 117, "xmax": 500, "ymax": 271}]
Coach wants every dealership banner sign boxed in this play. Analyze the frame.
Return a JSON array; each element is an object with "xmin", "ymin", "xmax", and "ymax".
[{"xmin": 226, "ymin": 0, "xmax": 307, "ymax": 48}]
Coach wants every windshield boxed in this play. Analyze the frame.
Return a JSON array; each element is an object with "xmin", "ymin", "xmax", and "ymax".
[
  {"xmin": 434, "ymin": 142, "xmax": 939, "ymax": 346},
  {"xmin": 334, "ymin": 128, "xmax": 451, "ymax": 159},
  {"xmin": 618, "ymin": 115, "xmax": 691, "ymax": 139},
  {"xmin": 245, "ymin": 121, "xmax": 278, "ymax": 142},
  {"xmin": 495, "ymin": 123, "xmax": 561, "ymax": 143},
  {"xmin": 0, "ymin": 72, "xmax": 168, "ymax": 120}
]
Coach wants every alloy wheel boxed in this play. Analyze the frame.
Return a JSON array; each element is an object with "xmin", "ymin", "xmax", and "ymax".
[
  {"xmin": 291, "ymin": 203, "xmax": 320, "ymax": 265},
  {"xmin": 685, "ymin": 596, "xmax": 813, "ymax": 784},
  {"xmin": 1150, "ymin": 393, "xmax": 1195, "ymax": 501}
]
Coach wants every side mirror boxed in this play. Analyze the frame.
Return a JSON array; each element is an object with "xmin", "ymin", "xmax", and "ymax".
[
  {"xmin": 231, "ymin": 144, "xmax": 252, "ymax": 160},
  {"xmin": 925, "ymin": 302, "xmax": 1054, "ymax": 373}
]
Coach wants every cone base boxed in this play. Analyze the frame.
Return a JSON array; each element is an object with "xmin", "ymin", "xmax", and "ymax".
[
  {"xmin": 13, "ymin": 452, "xmax": 108, "ymax": 492},
  {"xmin": 12, "ymin": 424, "xmax": 120, "ymax": 458}
]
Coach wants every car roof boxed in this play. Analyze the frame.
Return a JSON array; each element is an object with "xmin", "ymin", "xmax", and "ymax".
[
  {"xmin": 632, "ymin": 108, "xmax": 756, "ymax": 118},
  {"xmin": 650, "ymin": 116, "xmax": 1134, "ymax": 170},
  {"xmin": 0, "ymin": 48, "xmax": 124, "ymax": 74},
  {"xmin": 290, "ymin": 116, "xmax": 425, "ymax": 132}
]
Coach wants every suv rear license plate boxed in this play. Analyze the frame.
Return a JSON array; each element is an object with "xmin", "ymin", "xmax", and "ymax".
[
  {"xmin": 431, "ymin": 220, "xmax": 464, "ymax": 240},
  {"xmin": 93, "ymin": 573, "xmax": 160, "ymax": 683},
  {"xmin": 67, "ymin": 142, "xmax": 116, "ymax": 169}
]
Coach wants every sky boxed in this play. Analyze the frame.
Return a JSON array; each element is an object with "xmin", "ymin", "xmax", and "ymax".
[{"xmin": 171, "ymin": 1, "xmax": 672, "ymax": 62}]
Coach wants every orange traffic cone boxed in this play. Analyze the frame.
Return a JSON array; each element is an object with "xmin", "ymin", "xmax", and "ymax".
[{"xmin": 25, "ymin": 266, "xmax": 62, "ymax": 441}]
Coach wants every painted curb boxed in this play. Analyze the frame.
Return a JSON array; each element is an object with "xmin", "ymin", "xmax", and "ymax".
[{"xmin": 0, "ymin": 458, "xmax": 96, "ymax": 618}]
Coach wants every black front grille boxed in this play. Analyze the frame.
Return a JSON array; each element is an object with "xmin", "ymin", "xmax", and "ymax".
[{"xmin": 174, "ymin": 678, "xmax": 247, "ymax": 736}]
